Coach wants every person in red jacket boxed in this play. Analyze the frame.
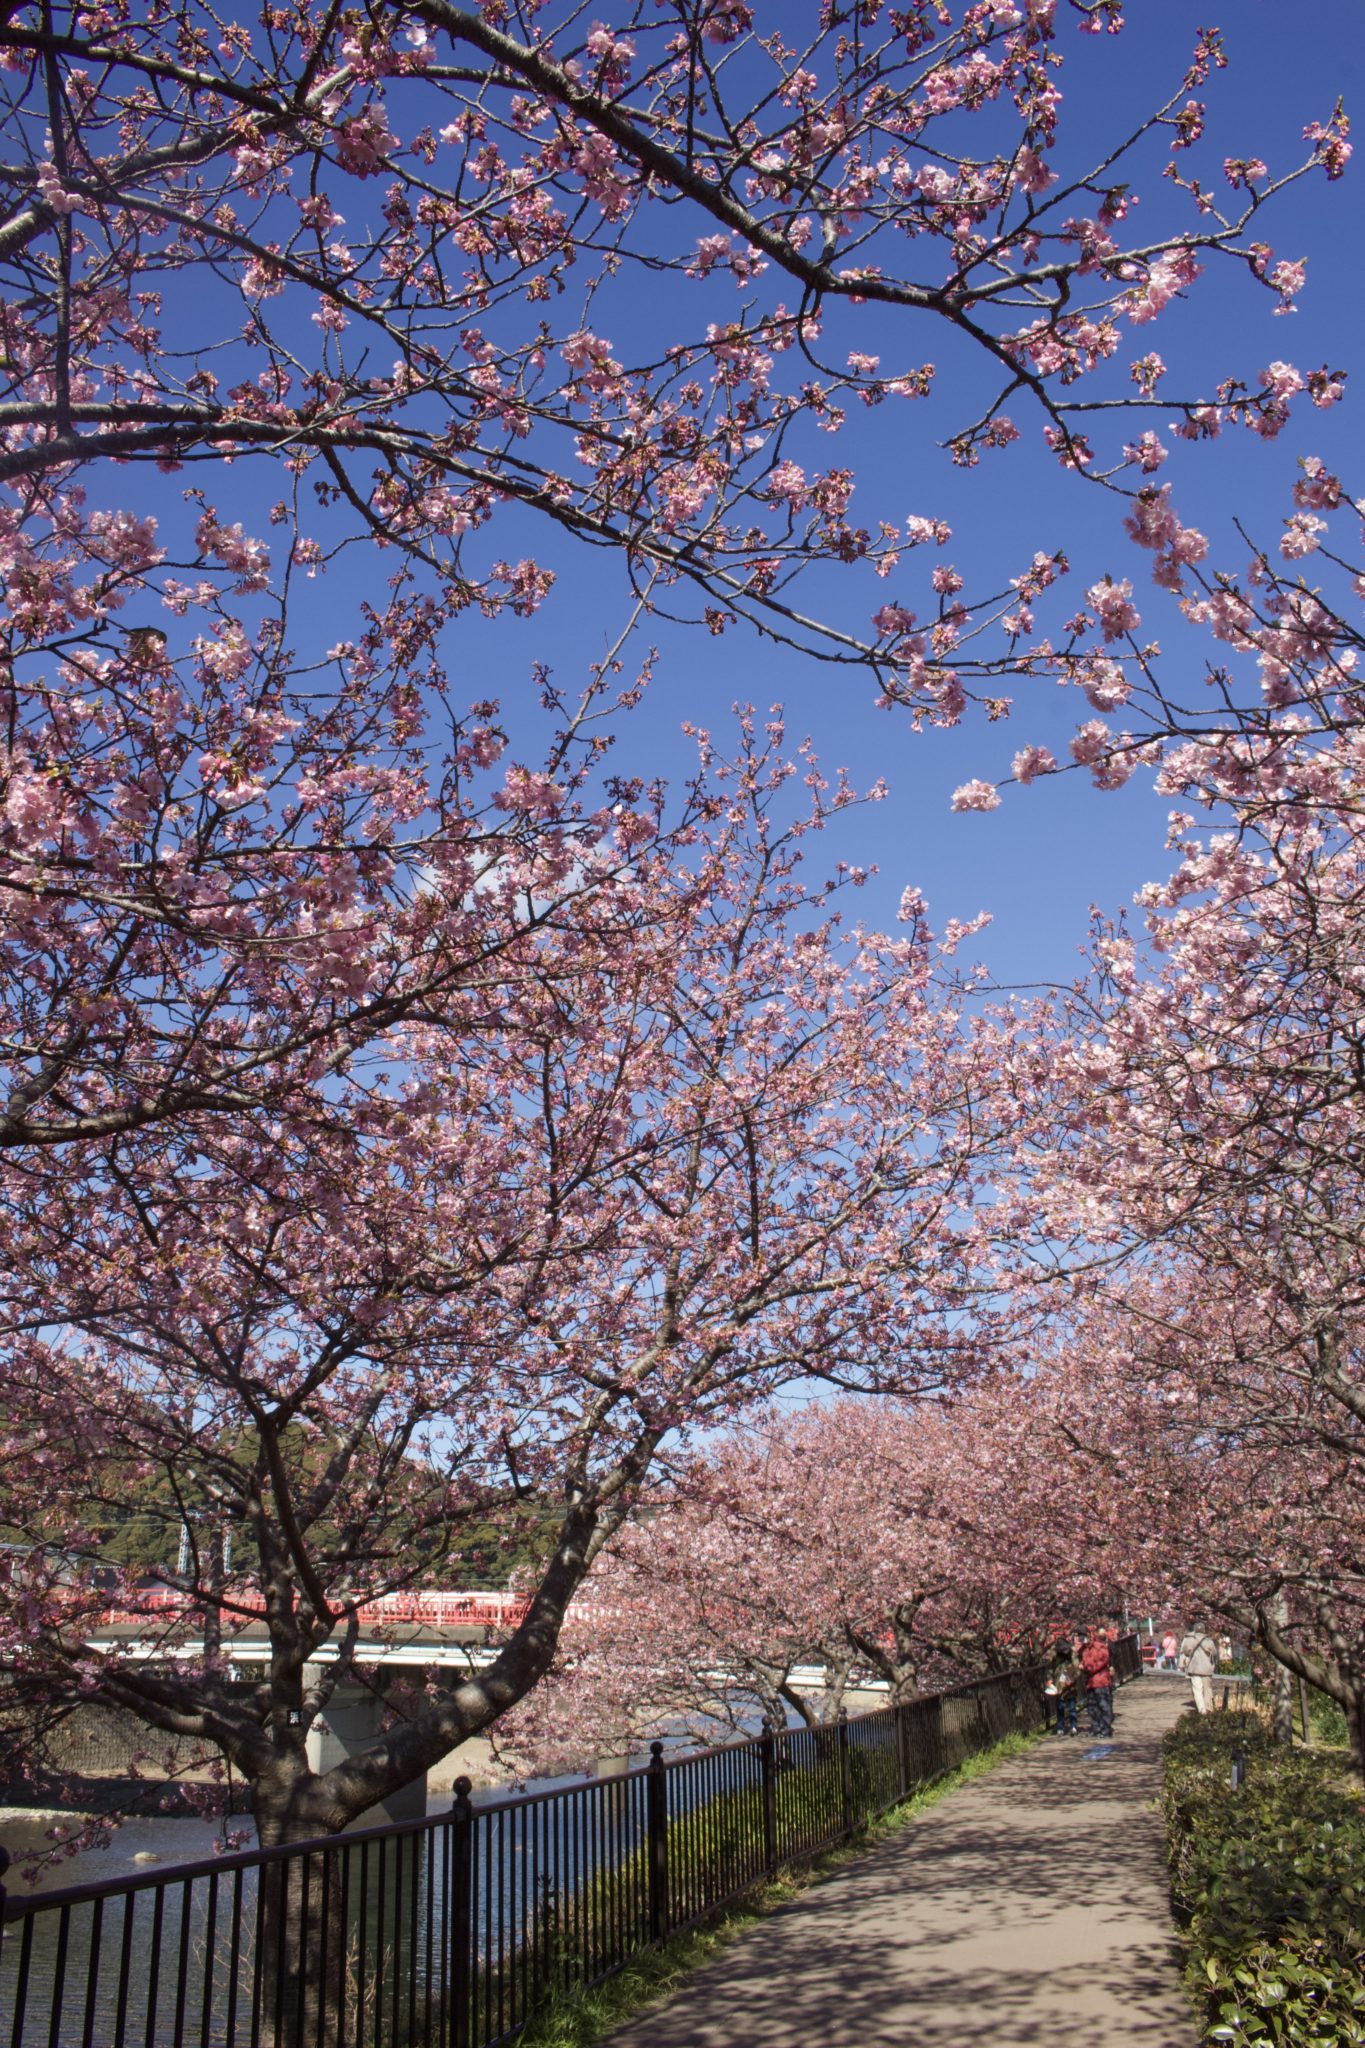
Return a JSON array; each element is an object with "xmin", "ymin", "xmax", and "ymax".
[{"xmin": 1080, "ymin": 1624, "xmax": 1114, "ymax": 1737}]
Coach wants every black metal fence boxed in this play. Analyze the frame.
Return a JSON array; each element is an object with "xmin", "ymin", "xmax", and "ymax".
[
  {"xmin": 1110, "ymin": 1631, "xmax": 1142, "ymax": 1685},
  {"xmin": 0, "ymin": 1645, "xmax": 1141, "ymax": 2048}
]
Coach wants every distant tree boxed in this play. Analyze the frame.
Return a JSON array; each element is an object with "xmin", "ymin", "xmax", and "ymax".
[
  {"xmin": 1006, "ymin": 1286, "xmax": 1365, "ymax": 1771},
  {"xmin": 999, "ymin": 721, "xmax": 1365, "ymax": 1765},
  {"xmin": 503, "ymin": 1387, "xmax": 1113, "ymax": 1772}
]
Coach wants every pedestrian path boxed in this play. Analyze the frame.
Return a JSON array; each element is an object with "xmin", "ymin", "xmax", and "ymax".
[{"xmin": 608, "ymin": 1677, "xmax": 1195, "ymax": 2047}]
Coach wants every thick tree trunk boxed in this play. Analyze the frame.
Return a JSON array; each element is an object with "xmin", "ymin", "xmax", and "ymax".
[
  {"xmin": 255, "ymin": 1847, "xmax": 351, "ymax": 2048},
  {"xmin": 251, "ymin": 1764, "xmax": 362, "ymax": 2048},
  {"xmin": 1270, "ymin": 1661, "xmax": 1296, "ymax": 1746}
]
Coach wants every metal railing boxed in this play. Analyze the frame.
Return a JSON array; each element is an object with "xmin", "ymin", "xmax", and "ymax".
[
  {"xmin": 93, "ymin": 1590, "xmax": 536, "ymax": 1634},
  {"xmin": 0, "ymin": 1642, "xmax": 1141, "ymax": 2048},
  {"xmin": 1110, "ymin": 1631, "xmax": 1142, "ymax": 1686}
]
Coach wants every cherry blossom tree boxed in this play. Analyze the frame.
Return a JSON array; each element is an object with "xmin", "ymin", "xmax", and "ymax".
[
  {"xmin": 1, "ymin": 0, "xmax": 1353, "ymax": 1167},
  {"xmin": 3, "ymin": 0, "xmax": 1362, "ymax": 1837},
  {"xmin": 504, "ymin": 1386, "xmax": 1114, "ymax": 1773},
  {"xmin": 0, "ymin": 724, "xmax": 1018, "ymax": 1845}
]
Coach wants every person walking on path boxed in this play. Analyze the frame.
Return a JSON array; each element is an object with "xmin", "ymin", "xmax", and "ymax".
[
  {"xmin": 1081, "ymin": 1623, "xmax": 1115, "ymax": 1736},
  {"xmin": 1160, "ymin": 1628, "xmax": 1179, "ymax": 1671},
  {"xmin": 1178, "ymin": 1627, "xmax": 1219, "ymax": 1714}
]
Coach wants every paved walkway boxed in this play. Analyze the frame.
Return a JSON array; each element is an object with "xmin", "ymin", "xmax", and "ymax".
[{"xmin": 609, "ymin": 1677, "xmax": 1195, "ymax": 2048}]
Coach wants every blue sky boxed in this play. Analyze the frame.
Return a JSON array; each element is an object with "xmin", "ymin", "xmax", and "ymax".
[
  {"xmin": 55, "ymin": 2, "xmax": 1364, "ymax": 992},
  {"xmin": 409, "ymin": 2, "xmax": 1365, "ymax": 990}
]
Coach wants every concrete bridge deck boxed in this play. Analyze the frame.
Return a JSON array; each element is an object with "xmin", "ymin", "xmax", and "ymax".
[{"xmin": 607, "ymin": 1676, "xmax": 1195, "ymax": 2048}]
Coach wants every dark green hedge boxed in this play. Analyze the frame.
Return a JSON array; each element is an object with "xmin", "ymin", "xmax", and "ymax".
[{"xmin": 1162, "ymin": 1711, "xmax": 1365, "ymax": 2046}]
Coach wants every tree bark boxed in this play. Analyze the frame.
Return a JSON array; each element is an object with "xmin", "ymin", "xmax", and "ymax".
[
  {"xmin": 1267, "ymin": 1596, "xmax": 1295, "ymax": 1745},
  {"xmin": 245, "ymin": 1758, "xmax": 345, "ymax": 2048},
  {"xmin": 1349, "ymin": 1690, "xmax": 1365, "ymax": 1781}
]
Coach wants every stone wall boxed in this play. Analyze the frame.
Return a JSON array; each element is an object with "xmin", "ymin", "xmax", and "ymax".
[
  {"xmin": 0, "ymin": 1698, "xmax": 252, "ymax": 1813},
  {"xmin": 41, "ymin": 1702, "xmax": 216, "ymax": 1779}
]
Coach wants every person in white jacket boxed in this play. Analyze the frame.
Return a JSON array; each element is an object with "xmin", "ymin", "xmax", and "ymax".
[{"xmin": 1178, "ymin": 1628, "xmax": 1219, "ymax": 1714}]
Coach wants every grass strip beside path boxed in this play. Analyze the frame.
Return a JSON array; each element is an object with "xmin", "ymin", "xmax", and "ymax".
[{"xmin": 516, "ymin": 1726, "xmax": 1044, "ymax": 2048}]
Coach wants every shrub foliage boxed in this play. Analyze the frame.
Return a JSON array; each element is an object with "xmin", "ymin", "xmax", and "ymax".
[{"xmin": 1162, "ymin": 1712, "xmax": 1365, "ymax": 2046}]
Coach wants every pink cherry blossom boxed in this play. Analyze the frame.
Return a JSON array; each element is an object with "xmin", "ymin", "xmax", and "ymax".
[
  {"xmin": 1014, "ymin": 146, "xmax": 1055, "ymax": 194},
  {"xmin": 1011, "ymin": 745, "xmax": 1058, "ymax": 783},
  {"xmin": 1124, "ymin": 431, "xmax": 1168, "ymax": 474},
  {"xmin": 951, "ymin": 778, "xmax": 1001, "ymax": 812},
  {"xmin": 1087, "ymin": 577, "xmax": 1140, "ymax": 640},
  {"xmin": 1281, "ymin": 513, "xmax": 1327, "ymax": 559}
]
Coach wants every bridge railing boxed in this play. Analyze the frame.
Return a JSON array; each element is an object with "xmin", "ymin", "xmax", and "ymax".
[{"xmin": 0, "ymin": 1640, "xmax": 1143, "ymax": 2048}]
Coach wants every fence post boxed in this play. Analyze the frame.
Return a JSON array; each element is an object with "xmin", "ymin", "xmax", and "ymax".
[
  {"xmin": 646, "ymin": 1741, "xmax": 669, "ymax": 1943},
  {"xmin": 894, "ymin": 1701, "xmax": 909, "ymax": 1801},
  {"xmin": 449, "ymin": 1777, "xmax": 473, "ymax": 2048},
  {"xmin": 0, "ymin": 1842, "xmax": 7, "ymax": 1987},
  {"xmin": 837, "ymin": 1709, "xmax": 854, "ymax": 1837},
  {"xmin": 759, "ymin": 1719, "xmax": 778, "ymax": 1876}
]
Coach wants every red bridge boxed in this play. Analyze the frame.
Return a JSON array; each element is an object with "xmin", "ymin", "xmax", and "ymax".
[{"xmin": 97, "ymin": 1587, "xmax": 535, "ymax": 1633}]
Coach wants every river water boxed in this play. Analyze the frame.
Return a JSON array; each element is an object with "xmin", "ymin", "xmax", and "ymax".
[
  {"xmin": 2, "ymin": 1806, "xmax": 252, "ymax": 1895},
  {"xmin": 0, "ymin": 1773, "xmax": 589, "ymax": 1895}
]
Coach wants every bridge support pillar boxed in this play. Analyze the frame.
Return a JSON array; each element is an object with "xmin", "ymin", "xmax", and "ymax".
[{"xmin": 306, "ymin": 1678, "xmax": 428, "ymax": 1825}]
